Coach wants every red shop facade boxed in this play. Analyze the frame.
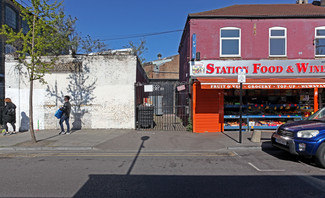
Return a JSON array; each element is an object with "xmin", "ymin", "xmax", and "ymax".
[{"xmin": 190, "ymin": 60, "xmax": 325, "ymax": 133}]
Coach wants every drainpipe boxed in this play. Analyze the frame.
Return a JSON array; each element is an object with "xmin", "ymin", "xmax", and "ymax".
[{"xmin": 18, "ymin": 64, "xmax": 21, "ymax": 132}]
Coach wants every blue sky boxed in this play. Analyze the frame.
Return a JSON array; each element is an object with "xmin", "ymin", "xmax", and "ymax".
[{"xmin": 62, "ymin": 0, "xmax": 299, "ymax": 62}]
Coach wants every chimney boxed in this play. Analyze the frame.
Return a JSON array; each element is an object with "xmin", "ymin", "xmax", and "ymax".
[
  {"xmin": 297, "ymin": 0, "xmax": 308, "ymax": 3},
  {"xmin": 321, "ymin": 0, "xmax": 325, "ymax": 6},
  {"xmin": 312, "ymin": 1, "xmax": 321, "ymax": 6}
]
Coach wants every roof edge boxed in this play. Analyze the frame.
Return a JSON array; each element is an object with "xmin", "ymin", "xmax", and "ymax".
[
  {"xmin": 189, "ymin": 3, "xmax": 323, "ymax": 16},
  {"xmin": 188, "ymin": 15, "xmax": 325, "ymax": 19}
]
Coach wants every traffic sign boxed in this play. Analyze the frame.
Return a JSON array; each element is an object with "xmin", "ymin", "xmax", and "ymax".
[{"xmin": 238, "ymin": 69, "xmax": 246, "ymax": 83}]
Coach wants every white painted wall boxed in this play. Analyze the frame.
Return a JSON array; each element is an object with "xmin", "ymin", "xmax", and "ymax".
[{"xmin": 5, "ymin": 51, "xmax": 142, "ymax": 131}]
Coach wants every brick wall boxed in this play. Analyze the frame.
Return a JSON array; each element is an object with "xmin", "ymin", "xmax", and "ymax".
[{"xmin": 143, "ymin": 55, "xmax": 179, "ymax": 80}]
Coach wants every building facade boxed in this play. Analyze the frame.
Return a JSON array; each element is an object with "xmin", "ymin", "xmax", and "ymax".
[
  {"xmin": 5, "ymin": 49, "xmax": 148, "ymax": 131},
  {"xmin": 179, "ymin": 2, "xmax": 325, "ymax": 133},
  {"xmin": 0, "ymin": 0, "xmax": 28, "ymax": 123},
  {"xmin": 143, "ymin": 55, "xmax": 179, "ymax": 80}
]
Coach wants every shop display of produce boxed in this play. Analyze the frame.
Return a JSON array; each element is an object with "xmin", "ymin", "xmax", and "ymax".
[
  {"xmin": 224, "ymin": 103, "xmax": 304, "ymax": 130},
  {"xmin": 224, "ymin": 122, "xmax": 247, "ymax": 127},
  {"xmin": 225, "ymin": 120, "xmax": 285, "ymax": 127},
  {"xmin": 253, "ymin": 120, "xmax": 285, "ymax": 127},
  {"xmin": 225, "ymin": 103, "xmax": 311, "ymax": 116},
  {"xmin": 224, "ymin": 89, "xmax": 313, "ymax": 130}
]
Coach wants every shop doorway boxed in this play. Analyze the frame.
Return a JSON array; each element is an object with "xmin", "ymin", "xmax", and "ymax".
[{"xmin": 135, "ymin": 81, "xmax": 190, "ymax": 131}]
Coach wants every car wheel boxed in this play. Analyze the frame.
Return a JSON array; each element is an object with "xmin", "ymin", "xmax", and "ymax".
[{"xmin": 315, "ymin": 143, "xmax": 325, "ymax": 168}]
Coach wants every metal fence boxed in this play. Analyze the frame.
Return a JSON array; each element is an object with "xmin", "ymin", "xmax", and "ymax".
[{"xmin": 135, "ymin": 81, "xmax": 190, "ymax": 131}]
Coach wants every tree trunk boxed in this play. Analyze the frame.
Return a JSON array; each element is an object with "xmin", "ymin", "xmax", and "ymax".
[
  {"xmin": 29, "ymin": 13, "xmax": 37, "ymax": 143},
  {"xmin": 29, "ymin": 80, "xmax": 36, "ymax": 143}
]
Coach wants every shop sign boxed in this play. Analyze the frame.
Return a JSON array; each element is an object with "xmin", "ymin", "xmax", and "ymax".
[
  {"xmin": 203, "ymin": 83, "xmax": 325, "ymax": 90},
  {"xmin": 190, "ymin": 59, "xmax": 325, "ymax": 77}
]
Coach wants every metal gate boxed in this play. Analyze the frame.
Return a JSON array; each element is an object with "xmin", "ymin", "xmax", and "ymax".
[{"xmin": 135, "ymin": 81, "xmax": 189, "ymax": 131}]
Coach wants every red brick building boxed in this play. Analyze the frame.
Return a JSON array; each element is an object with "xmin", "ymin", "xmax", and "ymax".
[
  {"xmin": 179, "ymin": 2, "xmax": 325, "ymax": 133},
  {"xmin": 143, "ymin": 55, "xmax": 179, "ymax": 80}
]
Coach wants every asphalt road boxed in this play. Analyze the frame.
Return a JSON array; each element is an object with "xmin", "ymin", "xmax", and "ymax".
[{"xmin": 0, "ymin": 148, "xmax": 325, "ymax": 198}]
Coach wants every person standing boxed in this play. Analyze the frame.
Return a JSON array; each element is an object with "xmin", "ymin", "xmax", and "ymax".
[
  {"xmin": 59, "ymin": 96, "xmax": 71, "ymax": 135},
  {"xmin": 3, "ymin": 98, "xmax": 16, "ymax": 136}
]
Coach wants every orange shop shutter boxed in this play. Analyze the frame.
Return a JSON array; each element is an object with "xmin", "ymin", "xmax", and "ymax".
[{"xmin": 193, "ymin": 82, "xmax": 224, "ymax": 133}]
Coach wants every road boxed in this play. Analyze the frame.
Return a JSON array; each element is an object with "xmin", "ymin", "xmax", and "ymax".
[{"xmin": 0, "ymin": 148, "xmax": 325, "ymax": 198}]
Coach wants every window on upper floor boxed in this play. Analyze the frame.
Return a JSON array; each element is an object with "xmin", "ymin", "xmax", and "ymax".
[
  {"xmin": 220, "ymin": 27, "xmax": 241, "ymax": 57},
  {"xmin": 5, "ymin": 6, "xmax": 17, "ymax": 29},
  {"xmin": 269, "ymin": 27, "xmax": 287, "ymax": 57},
  {"xmin": 315, "ymin": 27, "xmax": 325, "ymax": 56}
]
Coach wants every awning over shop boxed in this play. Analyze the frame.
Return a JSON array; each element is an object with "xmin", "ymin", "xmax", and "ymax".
[{"xmin": 197, "ymin": 78, "xmax": 325, "ymax": 89}]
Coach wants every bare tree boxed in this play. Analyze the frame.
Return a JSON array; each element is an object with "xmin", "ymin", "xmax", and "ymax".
[
  {"xmin": 80, "ymin": 35, "xmax": 107, "ymax": 54},
  {"xmin": 124, "ymin": 39, "xmax": 148, "ymax": 64}
]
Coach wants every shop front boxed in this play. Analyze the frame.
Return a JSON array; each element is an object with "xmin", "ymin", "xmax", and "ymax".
[{"xmin": 191, "ymin": 60, "xmax": 325, "ymax": 133}]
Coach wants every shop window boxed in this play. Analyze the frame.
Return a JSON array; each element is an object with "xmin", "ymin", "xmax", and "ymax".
[
  {"xmin": 315, "ymin": 27, "xmax": 325, "ymax": 56},
  {"xmin": 220, "ymin": 27, "xmax": 241, "ymax": 57},
  {"xmin": 5, "ymin": 6, "xmax": 17, "ymax": 29},
  {"xmin": 22, "ymin": 20, "xmax": 29, "ymax": 34},
  {"xmin": 269, "ymin": 27, "xmax": 287, "ymax": 57}
]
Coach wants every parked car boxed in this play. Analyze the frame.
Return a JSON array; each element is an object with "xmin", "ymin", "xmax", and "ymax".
[{"xmin": 272, "ymin": 107, "xmax": 325, "ymax": 168}]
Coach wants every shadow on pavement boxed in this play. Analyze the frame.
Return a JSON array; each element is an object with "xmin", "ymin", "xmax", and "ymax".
[
  {"xmin": 127, "ymin": 136, "xmax": 150, "ymax": 175},
  {"xmin": 221, "ymin": 132, "xmax": 239, "ymax": 143},
  {"xmin": 37, "ymin": 129, "xmax": 82, "ymax": 142},
  {"xmin": 73, "ymin": 175, "xmax": 325, "ymax": 198},
  {"xmin": 261, "ymin": 141, "xmax": 317, "ymax": 167},
  {"xmin": 37, "ymin": 134, "xmax": 60, "ymax": 143},
  {"xmin": 70, "ymin": 129, "xmax": 82, "ymax": 133}
]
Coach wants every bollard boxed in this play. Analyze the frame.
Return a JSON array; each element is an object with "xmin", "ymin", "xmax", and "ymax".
[{"xmin": 251, "ymin": 130, "xmax": 262, "ymax": 143}]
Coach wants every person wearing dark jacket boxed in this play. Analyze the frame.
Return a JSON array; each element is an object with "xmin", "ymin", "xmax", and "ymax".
[
  {"xmin": 59, "ymin": 96, "xmax": 71, "ymax": 135},
  {"xmin": 3, "ymin": 98, "xmax": 16, "ymax": 136}
]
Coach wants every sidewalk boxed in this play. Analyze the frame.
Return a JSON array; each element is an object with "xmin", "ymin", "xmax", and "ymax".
[{"xmin": 0, "ymin": 129, "xmax": 274, "ymax": 152}]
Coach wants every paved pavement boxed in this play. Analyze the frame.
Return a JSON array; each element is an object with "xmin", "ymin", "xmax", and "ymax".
[{"xmin": 0, "ymin": 129, "xmax": 274, "ymax": 152}]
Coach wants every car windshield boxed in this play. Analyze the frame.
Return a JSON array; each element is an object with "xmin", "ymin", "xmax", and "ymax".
[{"xmin": 308, "ymin": 108, "xmax": 325, "ymax": 121}]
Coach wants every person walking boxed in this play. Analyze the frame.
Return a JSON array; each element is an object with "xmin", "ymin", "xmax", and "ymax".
[
  {"xmin": 3, "ymin": 98, "xmax": 16, "ymax": 136},
  {"xmin": 59, "ymin": 96, "xmax": 71, "ymax": 135}
]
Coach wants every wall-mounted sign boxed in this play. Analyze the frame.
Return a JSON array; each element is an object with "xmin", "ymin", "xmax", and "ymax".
[
  {"xmin": 177, "ymin": 85, "xmax": 186, "ymax": 92},
  {"xmin": 144, "ymin": 85, "xmax": 153, "ymax": 92},
  {"xmin": 190, "ymin": 60, "xmax": 325, "ymax": 77},
  {"xmin": 192, "ymin": 34, "xmax": 196, "ymax": 60}
]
